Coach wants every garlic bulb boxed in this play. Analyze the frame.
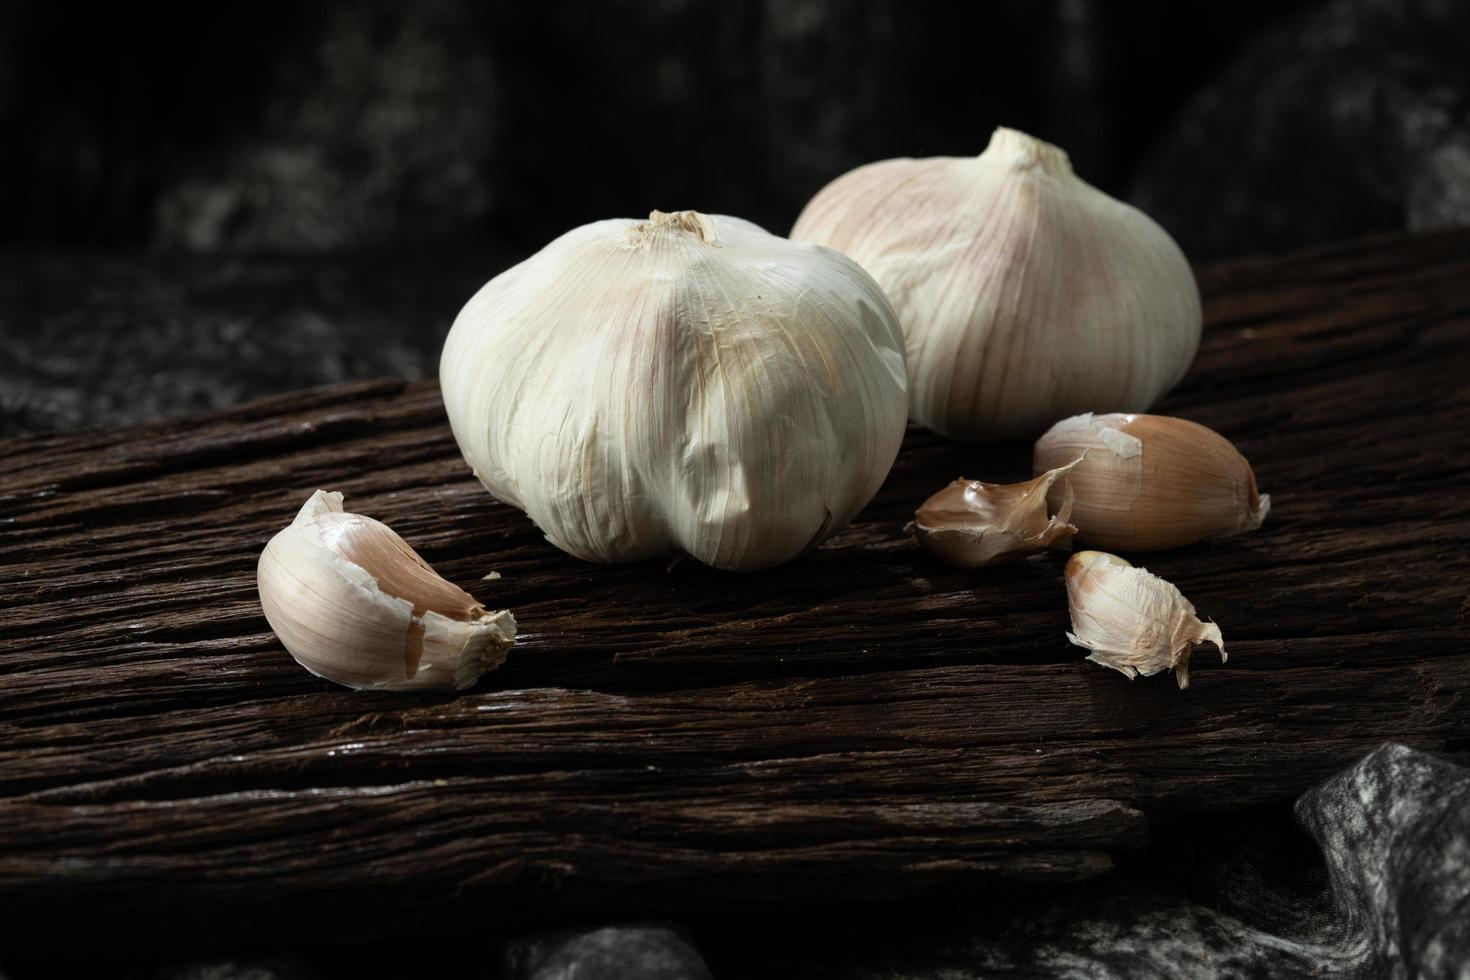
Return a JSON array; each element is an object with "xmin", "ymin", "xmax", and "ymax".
[
  {"xmin": 440, "ymin": 209, "xmax": 909, "ymax": 572},
  {"xmin": 1033, "ymin": 413, "xmax": 1269, "ymax": 551},
  {"xmin": 908, "ymin": 459, "xmax": 1080, "ymax": 568},
  {"xmin": 257, "ymin": 490, "xmax": 516, "ymax": 690},
  {"xmin": 791, "ymin": 127, "xmax": 1201, "ymax": 441},
  {"xmin": 1065, "ymin": 550, "xmax": 1225, "ymax": 689}
]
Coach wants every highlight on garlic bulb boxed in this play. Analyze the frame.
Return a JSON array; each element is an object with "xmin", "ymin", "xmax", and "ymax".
[
  {"xmin": 440, "ymin": 209, "xmax": 909, "ymax": 572},
  {"xmin": 791, "ymin": 127, "xmax": 1201, "ymax": 441},
  {"xmin": 1033, "ymin": 412, "xmax": 1270, "ymax": 551},
  {"xmin": 907, "ymin": 459, "xmax": 1080, "ymax": 568},
  {"xmin": 257, "ymin": 490, "xmax": 516, "ymax": 691},
  {"xmin": 1064, "ymin": 550, "xmax": 1225, "ymax": 689}
]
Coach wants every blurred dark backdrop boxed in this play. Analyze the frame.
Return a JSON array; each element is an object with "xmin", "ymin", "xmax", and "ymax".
[
  {"xmin": 7, "ymin": 0, "xmax": 1468, "ymax": 257},
  {"xmin": 2, "ymin": 0, "xmax": 1468, "ymax": 434}
]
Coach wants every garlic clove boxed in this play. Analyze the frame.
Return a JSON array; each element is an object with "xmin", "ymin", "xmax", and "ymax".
[
  {"xmin": 908, "ymin": 458, "xmax": 1081, "ymax": 568},
  {"xmin": 440, "ymin": 209, "xmax": 908, "ymax": 572},
  {"xmin": 1034, "ymin": 413, "xmax": 1269, "ymax": 552},
  {"xmin": 257, "ymin": 490, "xmax": 516, "ymax": 691},
  {"xmin": 792, "ymin": 127, "xmax": 1201, "ymax": 441},
  {"xmin": 1064, "ymin": 550, "xmax": 1225, "ymax": 689}
]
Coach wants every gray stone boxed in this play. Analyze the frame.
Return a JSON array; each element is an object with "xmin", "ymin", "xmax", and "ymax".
[
  {"xmin": 504, "ymin": 923, "xmax": 712, "ymax": 980},
  {"xmin": 1129, "ymin": 0, "xmax": 1470, "ymax": 260},
  {"xmin": 154, "ymin": 0, "xmax": 499, "ymax": 252},
  {"xmin": 0, "ymin": 248, "xmax": 513, "ymax": 437},
  {"xmin": 154, "ymin": 958, "xmax": 318, "ymax": 980},
  {"xmin": 1295, "ymin": 743, "xmax": 1470, "ymax": 979}
]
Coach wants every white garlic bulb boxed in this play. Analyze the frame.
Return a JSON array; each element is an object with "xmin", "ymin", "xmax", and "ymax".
[
  {"xmin": 1065, "ymin": 550, "xmax": 1225, "ymax": 689},
  {"xmin": 791, "ymin": 127, "xmax": 1201, "ymax": 441},
  {"xmin": 440, "ymin": 210, "xmax": 909, "ymax": 572},
  {"xmin": 257, "ymin": 490, "xmax": 516, "ymax": 690},
  {"xmin": 1033, "ymin": 413, "xmax": 1269, "ymax": 551},
  {"xmin": 907, "ymin": 459, "xmax": 1080, "ymax": 568}
]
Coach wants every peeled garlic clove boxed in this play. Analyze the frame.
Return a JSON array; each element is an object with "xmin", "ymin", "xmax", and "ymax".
[
  {"xmin": 792, "ymin": 127, "xmax": 1201, "ymax": 441},
  {"xmin": 440, "ymin": 209, "xmax": 908, "ymax": 572},
  {"xmin": 908, "ymin": 459, "xmax": 1080, "ymax": 568},
  {"xmin": 257, "ymin": 490, "xmax": 516, "ymax": 691},
  {"xmin": 1064, "ymin": 550, "xmax": 1225, "ymax": 689},
  {"xmin": 1034, "ymin": 413, "xmax": 1269, "ymax": 552}
]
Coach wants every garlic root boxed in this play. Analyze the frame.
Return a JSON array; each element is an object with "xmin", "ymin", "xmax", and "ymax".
[{"xmin": 257, "ymin": 490, "xmax": 516, "ymax": 691}]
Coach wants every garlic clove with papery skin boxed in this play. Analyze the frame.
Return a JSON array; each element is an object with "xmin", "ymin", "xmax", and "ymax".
[
  {"xmin": 792, "ymin": 127, "xmax": 1202, "ymax": 441},
  {"xmin": 1033, "ymin": 413, "xmax": 1270, "ymax": 552},
  {"xmin": 440, "ymin": 209, "xmax": 909, "ymax": 572},
  {"xmin": 1064, "ymin": 550, "xmax": 1225, "ymax": 689},
  {"xmin": 908, "ymin": 458, "xmax": 1081, "ymax": 568},
  {"xmin": 257, "ymin": 490, "xmax": 516, "ymax": 691}
]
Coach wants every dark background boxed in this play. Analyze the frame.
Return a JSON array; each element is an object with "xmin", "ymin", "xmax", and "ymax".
[
  {"xmin": 3, "ymin": 0, "xmax": 1469, "ymax": 438},
  {"xmin": 5, "ymin": 0, "xmax": 1469, "ymax": 259}
]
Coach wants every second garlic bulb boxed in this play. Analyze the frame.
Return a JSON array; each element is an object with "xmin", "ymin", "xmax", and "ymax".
[
  {"xmin": 441, "ymin": 210, "xmax": 909, "ymax": 572},
  {"xmin": 792, "ymin": 127, "xmax": 1202, "ymax": 441}
]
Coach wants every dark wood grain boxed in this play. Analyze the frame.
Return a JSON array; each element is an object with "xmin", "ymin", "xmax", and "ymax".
[{"xmin": 2, "ymin": 231, "xmax": 1469, "ymax": 952}]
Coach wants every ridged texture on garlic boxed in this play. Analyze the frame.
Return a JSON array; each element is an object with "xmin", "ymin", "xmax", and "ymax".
[
  {"xmin": 908, "ymin": 458, "xmax": 1079, "ymax": 568},
  {"xmin": 792, "ymin": 127, "xmax": 1202, "ymax": 441},
  {"xmin": 440, "ymin": 210, "xmax": 909, "ymax": 571},
  {"xmin": 1034, "ymin": 412, "xmax": 1270, "ymax": 551},
  {"xmin": 1065, "ymin": 551, "xmax": 1225, "ymax": 689},
  {"xmin": 257, "ymin": 490, "xmax": 516, "ymax": 690}
]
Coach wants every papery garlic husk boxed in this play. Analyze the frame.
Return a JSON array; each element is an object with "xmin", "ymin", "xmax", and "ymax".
[
  {"xmin": 1064, "ymin": 550, "xmax": 1225, "ymax": 689},
  {"xmin": 908, "ymin": 459, "xmax": 1081, "ymax": 568},
  {"xmin": 1034, "ymin": 412, "xmax": 1270, "ymax": 551},
  {"xmin": 440, "ymin": 209, "xmax": 909, "ymax": 572},
  {"xmin": 791, "ymin": 127, "xmax": 1201, "ymax": 441},
  {"xmin": 257, "ymin": 490, "xmax": 516, "ymax": 690}
]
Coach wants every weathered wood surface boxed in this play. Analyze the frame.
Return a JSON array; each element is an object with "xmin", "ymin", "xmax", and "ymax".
[{"xmin": 1, "ymin": 231, "xmax": 1468, "ymax": 950}]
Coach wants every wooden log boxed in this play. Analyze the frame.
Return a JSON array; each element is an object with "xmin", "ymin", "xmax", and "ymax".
[{"xmin": 1, "ymin": 230, "xmax": 1468, "ymax": 953}]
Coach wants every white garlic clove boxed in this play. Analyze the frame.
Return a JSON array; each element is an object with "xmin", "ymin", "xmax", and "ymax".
[
  {"xmin": 1064, "ymin": 550, "xmax": 1225, "ymax": 689},
  {"xmin": 908, "ymin": 458, "xmax": 1081, "ymax": 568},
  {"xmin": 792, "ymin": 127, "xmax": 1201, "ymax": 442},
  {"xmin": 1034, "ymin": 412, "xmax": 1270, "ymax": 552},
  {"xmin": 440, "ymin": 209, "xmax": 909, "ymax": 572},
  {"xmin": 257, "ymin": 490, "xmax": 516, "ymax": 691}
]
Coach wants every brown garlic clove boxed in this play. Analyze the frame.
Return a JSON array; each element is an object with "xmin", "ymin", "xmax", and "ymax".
[
  {"xmin": 1033, "ymin": 413, "xmax": 1270, "ymax": 551},
  {"xmin": 908, "ymin": 459, "xmax": 1081, "ymax": 568},
  {"xmin": 257, "ymin": 490, "xmax": 516, "ymax": 691},
  {"xmin": 1064, "ymin": 550, "xmax": 1225, "ymax": 689}
]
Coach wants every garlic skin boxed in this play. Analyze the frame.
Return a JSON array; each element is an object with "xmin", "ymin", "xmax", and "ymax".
[
  {"xmin": 1034, "ymin": 413, "xmax": 1270, "ymax": 551},
  {"xmin": 791, "ymin": 127, "xmax": 1201, "ymax": 441},
  {"xmin": 440, "ymin": 210, "xmax": 908, "ymax": 572},
  {"xmin": 1065, "ymin": 550, "xmax": 1225, "ymax": 689},
  {"xmin": 257, "ymin": 490, "xmax": 516, "ymax": 691},
  {"xmin": 908, "ymin": 459, "xmax": 1080, "ymax": 568}
]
